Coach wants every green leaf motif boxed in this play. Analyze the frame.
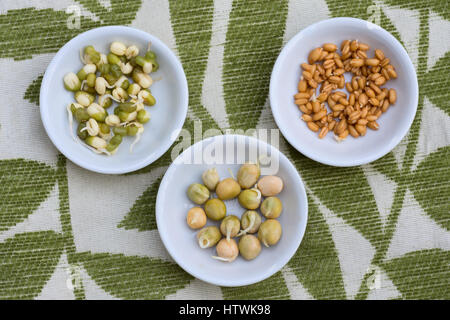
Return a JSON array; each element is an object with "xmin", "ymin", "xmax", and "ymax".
[
  {"xmin": 384, "ymin": 0, "xmax": 450, "ymax": 21},
  {"xmin": 75, "ymin": 0, "xmax": 142, "ymax": 26},
  {"xmin": 0, "ymin": 1, "xmax": 142, "ymax": 61},
  {"xmin": 76, "ymin": 252, "xmax": 193, "ymax": 299},
  {"xmin": 421, "ymin": 51, "xmax": 450, "ymax": 116},
  {"xmin": 168, "ymin": 0, "xmax": 219, "ymax": 130},
  {"xmin": 24, "ymin": 74, "xmax": 43, "ymax": 106},
  {"xmin": 0, "ymin": 159, "xmax": 57, "ymax": 232},
  {"xmin": 288, "ymin": 147, "xmax": 384, "ymax": 249},
  {"xmin": 326, "ymin": 0, "xmax": 373, "ymax": 19},
  {"xmin": 0, "ymin": 231, "xmax": 64, "ymax": 299},
  {"xmin": 382, "ymin": 249, "xmax": 450, "ymax": 299},
  {"xmin": 118, "ymin": 176, "xmax": 162, "ymax": 231},
  {"xmin": 221, "ymin": 271, "xmax": 290, "ymax": 300},
  {"xmin": 287, "ymin": 193, "xmax": 346, "ymax": 299},
  {"xmin": 326, "ymin": 0, "xmax": 404, "ymax": 46},
  {"xmin": 0, "ymin": 8, "xmax": 97, "ymax": 60},
  {"xmin": 223, "ymin": 0, "xmax": 288, "ymax": 130},
  {"xmin": 410, "ymin": 146, "xmax": 450, "ymax": 230}
]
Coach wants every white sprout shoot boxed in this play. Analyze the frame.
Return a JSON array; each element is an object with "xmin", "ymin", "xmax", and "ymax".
[
  {"xmin": 227, "ymin": 168, "xmax": 235, "ymax": 180},
  {"xmin": 225, "ymin": 221, "xmax": 233, "ymax": 242},
  {"xmin": 129, "ymin": 132, "xmax": 141, "ymax": 153},
  {"xmin": 80, "ymin": 80, "xmax": 87, "ymax": 90},
  {"xmin": 66, "ymin": 104, "xmax": 76, "ymax": 141},
  {"xmin": 211, "ymin": 256, "xmax": 233, "ymax": 262},
  {"xmin": 237, "ymin": 213, "xmax": 256, "ymax": 237},
  {"xmin": 198, "ymin": 235, "xmax": 210, "ymax": 249},
  {"xmin": 101, "ymin": 93, "xmax": 122, "ymax": 103},
  {"xmin": 79, "ymin": 48, "xmax": 87, "ymax": 64}
]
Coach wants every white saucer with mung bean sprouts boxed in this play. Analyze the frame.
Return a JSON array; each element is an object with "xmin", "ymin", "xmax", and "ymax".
[{"xmin": 40, "ymin": 26, "xmax": 188, "ymax": 174}]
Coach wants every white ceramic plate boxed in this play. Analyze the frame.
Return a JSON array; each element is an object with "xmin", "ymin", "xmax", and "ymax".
[
  {"xmin": 40, "ymin": 26, "xmax": 188, "ymax": 174},
  {"xmin": 156, "ymin": 134, "xmax": 308, "ymax": 287},
  {"xmin": 270, "ymin": 17, "xmax": 418, "ymax": 167}
]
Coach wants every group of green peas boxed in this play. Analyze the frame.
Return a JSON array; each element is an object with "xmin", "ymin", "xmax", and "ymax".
[
  {"xmin": 63, "ymin": 41, "xmax": 159, "ymax": 153},
  {"xmin": 186, "ymin": 163, "xmax": 284, "ymax": 262}
]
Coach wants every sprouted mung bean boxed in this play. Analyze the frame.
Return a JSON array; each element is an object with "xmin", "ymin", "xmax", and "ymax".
[
  {"xmin": 295, "ymin": 40, "xmax": 398, "ymax": 141},
  {"xmin": 185, "ymin": 165, "xmax": 286, "ymax": 263},
  {"xmin": 63, "ymin": 42, "xmax": 160, "ymax": 155}
]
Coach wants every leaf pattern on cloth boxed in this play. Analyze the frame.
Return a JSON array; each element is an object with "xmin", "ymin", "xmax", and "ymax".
[
  {"xmin": 222, "ymin": 0, "xmax": 288, "ymax": 130},
  {"xmin": 384, "ymin": 0, "xmax": 450, "ymax": 20},
  {"xmin": 0, "ymin": 231, "xmax": 64, "ymax": 299},
  {"xmin": 221, "ymin": 271, "xmax": 290, "ymax": 300},
  {"xmin": 24, "ymin": 74, "xmax": 43, "ymax": 106},
  {"xmin": 118, "ymin": 176, "xmax": 162, "ymax": 231},
  {"xmin": 410, "ymin": 147, "xmax": 450, "ymax": 230},
  {"xmin": 75, "ymin": 252, "xmax": 193, "ymax": 299},
  {"xmin": 0, "ymin": 159, "xmax": 57, "ymax": 232},
  {"xmin": 0, "ymin": 1, "xmax": 142, "ymax": 60},
  {"xmin": 421, "ymin": 52, "xmax": 450, "ymax": 116},
  {"xmin": 381, "ymin": 249, "xmax": 450, "ymax": 299},
  {"xmin": 289, "ymin": 149, "xmax": 383, "ymax": 250},
  {"xmin": 0, "ymin": 0, "xmax": 448, "ymax": 300},
  {"xmin": 287, "ymin": 193, "xmax": 346, "ymax": 299}
]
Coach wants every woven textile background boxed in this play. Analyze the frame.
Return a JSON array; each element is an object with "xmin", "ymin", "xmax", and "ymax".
[{"xmin": 0, "ymin": 0, "xmax": 449, "ymax": 300}]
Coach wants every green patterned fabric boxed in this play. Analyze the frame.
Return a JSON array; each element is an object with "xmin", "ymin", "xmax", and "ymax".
[{"xmin": 0, "ymin": 0, "xmax": 448, "ymax": 300}]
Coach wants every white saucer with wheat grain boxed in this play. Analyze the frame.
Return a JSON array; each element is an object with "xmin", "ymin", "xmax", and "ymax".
[
  {"xmin": 156, "ymin": 134, "xmax": 308, "ymax": 287},
  {"xmin": 270, "ymin": 17, "xmax": 418, "ymax": 167}
]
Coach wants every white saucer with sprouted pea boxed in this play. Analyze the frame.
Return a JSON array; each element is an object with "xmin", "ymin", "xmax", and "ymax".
[{"xmin": 156, "ymin": 134, "xmax": 308, "ymax": 287}]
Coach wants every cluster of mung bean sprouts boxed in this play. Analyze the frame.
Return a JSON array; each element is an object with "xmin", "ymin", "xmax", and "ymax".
[
  {"xmin": 63, "ymin": 41, "xmax": 159, "ymax": 155},
  {"xmin": 186, "ymin": 163, "xmax": 284, "ymax": 262}
]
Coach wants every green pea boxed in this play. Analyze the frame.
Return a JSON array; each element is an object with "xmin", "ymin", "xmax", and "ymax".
[
  {"xmin": 113, "ymin": 126, "xmax": 127, "ymax": 136},
  {"xmin": 84, "ymin": 45, "xmax": 97, "ymax": 56},
  {"xmin": 104, "ymin": 73, "xmax": 118, "ymax": 86},
  {"xmin": 74, "ymin": 108, "xmax": 89, "ymax": 122},
  {"xmin": 99, "ymin": 123, "xmax": 110, "ymax": 134},
  {"xmin": 129, "ymin": 57, "xmax": 138, "ymax": 67},
  {"xmin": 101, "ymin": 96, "xmax": 112, "ymax": 109},
  {"xmin": 118, "ymin": 111, "xmax": 131, "ymax": 122},
  {"xmin": 84, "ymin": 46, "xmax": 100, "ymax": 64},
  {"xmin": 142, "ymin": 91, "xmax": 156, "ymax": 106},
  {"xmin": 127, "ymin": 125, "xmax": 139, "ymax": 136},
  {"xmin": 149, "ymin": 58, "xmax": 159, "ymax": 72},
  {"xmin": 76, "ymin": 69, "xmax": 87, "ymax": 81},
  {"xmin": 86, "ymin": 73, "xmax": 96, "ymax": 87},
  {"xmin": 106, "ymin": 134, "xmax": 123, "ymax": 152},
  {"xmin": 145, "ymin": 51, "xmax": 156, "ymax": 60},
  {"xmin": 70, "ymin": 103, "xmax": 78, "ymax": 114},
  {"xmin": 77, "ymin": 122, "xmax": 88, "ymax": 140},
  {"xmin": 83, "ymin": 85, "xmax": 96, "ymax": 94},
  {"xmin": 107, "ymin": 53, "xmax": 120, "ymax": 65},
  {"xmin": 120, "ymin": 79, "xmax": 130, "ymax": 90},
  {"xmin": 137, "ymin": 109, "xmax": 150, "ymax": 124},
  {"xmin": 118, "ymin": 102, "xmax": 137, "ymax": 113},
  {"xmin": 110, "ymin": 64, "xmax": 122, "ymax": 78},
  {"xmin": 99, "ymin": 63, "xmax": 111, "ymax": 75}
]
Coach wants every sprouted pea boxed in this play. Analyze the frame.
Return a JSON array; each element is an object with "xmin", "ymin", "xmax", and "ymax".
[
  {"xmin": 212, "ymin": 238, "xmax": 239, "ymax": 262},
  {"xmin": 220, "ymin": 215, "xmax": 240, "ymax": 241}
]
